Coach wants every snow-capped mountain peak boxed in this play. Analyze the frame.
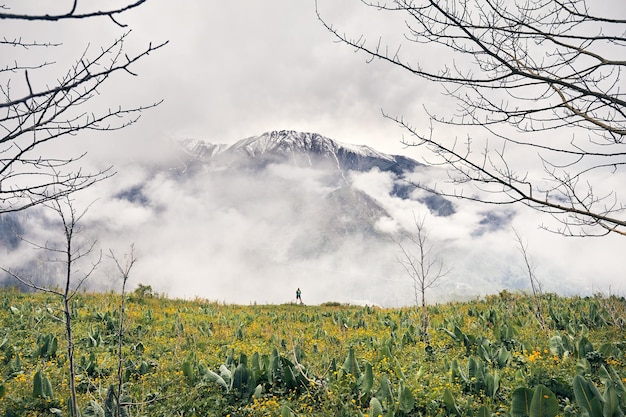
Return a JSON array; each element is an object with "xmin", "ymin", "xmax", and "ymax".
[
  {"xmin": 177, "ymin": 138, "xmax": 229, "ymax": 159},
  {"xmin": 178, "ymin": 130, "xmax": 420, "ymax": 175},
  {"xmin": 230, "ymin": 130, "xmax": 396, "ymax": 162}
]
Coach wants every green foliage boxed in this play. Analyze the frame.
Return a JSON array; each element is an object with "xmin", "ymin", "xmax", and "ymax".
[
  {"xmin": 512, "ymin": 387, "xmax": 534, "ymax": 417},
  {"xmin": 397, "ymin": 380, "xmax": 415, "ymax": 412},
  {"xmin": 1, "ymin": 290, "xmax": 625, "ymax": 416},
  {"xmin": 443, "ymin": 387, "xmax": 462, "ymax": 415},
  {"xmin": 32, "ymin": 368, "xmax": 54, "ymax": 399},
  {"xmin": 511, "ymin": 385, "xmax": 560, "ymax": 417},
  {"xmin": 104, "ymin": 384, "xmax": 130, "ymax": 417},
  {"xmin": 34, "ymin": 334, "xmax": 58, "ymax": 360},
  {"xmin": 360, "ymin": 361, "xmax": 374, "ymax": 394},
  {"xmin": 369, "ymin": 396, "xmax": 383, "ymax": 417},
  {"xmin": 574, "ymin": 374, "xmax": 604, "ymax": 417},
  {"xmin": 574, "ymin": 368, "xmax": 626, "ymax": 417},
  {"xmin": 341, "ymin": 346, "xmax": 360, "ymax": 377},
  {"xmin": 530, "ymin": 385, "xmax": 559, "ymax": 417},
  {"xmin": 132, "ymin": 283, "xmax": 154, "ymax": 299}
]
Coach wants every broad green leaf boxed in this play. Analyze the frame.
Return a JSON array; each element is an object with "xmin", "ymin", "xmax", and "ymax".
[
  {"xmin": 453, "ymin": 326, "xmax": 466, "ymax": 342},
  {"xmin": 377, "ymin": 375, "xmax": 393, "ymax": 403},
  {"xmin": 393, "ymin": 357, "xmax": 405, "ymax": 381},
  {"xmin": 440, "ymin": 327, "xmax": 458, "ymax": 341},
  {"xmin": 232, "ymin": 363, "xmax": 248, "ymax": 391},
  {"xmin": 219, "ymin": 364, "xmax": 232, "ymax": 385},
  {"xmin": 577, "ymin": 336, "xmax": 594, "ymax": 359},
  {"xmin": 609, "ymin": 366, "xmax": 625, "ymax": 393},
  {"xmin": 361, "ymin": 361, "xmax": 374, "ymax": 394},
  {"xmin": 283, "ymin": 363, "xmax": 297, "ymax": 389},
  {"xmin": 139, "ymin": 360, "xmax": 150, "ymax": 375},
  {"xmin": 206, "ymin": 370, "xmax": 229, "ymax": 390},
  {"xmin": 468, "ymin": 356, "xmax": 481, "ymax": 381},
  {"xmin": 32, "ymin": 369, "xmax": 44, "ymax": 398},
  {"xmin": 280, "ymin": 404, "xmax": 292, "ymax": 417},
  {"xmin": 182, "ymin": 360, "xmax": 194, "ymax": 383},
  {"xmin": 369, "ymin": 397, "xmax": 383, "ymax": 417},
  {"xmin": 269, "ymin": 348, "xmax": 280, "ymax": 383},
  {"xmin": 251, "ymin": 352, "xmax": 261, "ymax": 373},
  {"xmin": 604, "ymin": 386, "xmax": 624, "ymax": 417},
  {"xmin": 104, "ymin": 385, "xmax": 115, "ymax": 417},
  {"xmin": 549, "ymin": 335, "xmax": 565, "ymax": 357},
  {"xmin": 530, "ymin": 385, "xmax": 558, "ymax": 417},
  {"xmin": 573, "ymin": 375, "xmax": 603, "ymax": 416},
  {"xmin": 443, "ymin": 388, "xmax": 462, "ymax": 415},
  {"xmin": 599, "ymin": 365, "xmax": 613, "ymax": 386},
  {"xmin": 511, "ymin": 387, "xmax": 534, "ymax": 417},
  {"xmin": 341, "ymin": 347, "xmax": 360, "ymax": 377},
  {"xmin": 398, "ymin": 382, "xmax": 415, "ymax": 413},
  {"xmin": 497, "ymin": 346, "xmax": 511, "ymax": 368},
  {"xmin": 253, "ymin": 384, "xmax": 263, "ymax": 398},
  {"xmin": 43, "ymin": 373, "xmax": 53, "ymax": 398},
  {"xmin": 486, "ymin": 372, "xmax": 500, "ymax": 398}
]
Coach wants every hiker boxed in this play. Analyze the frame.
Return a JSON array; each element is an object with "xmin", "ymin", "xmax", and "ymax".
[{"xmin": 296, "ymin": 288, "xmax": 302, "ymax": 304}]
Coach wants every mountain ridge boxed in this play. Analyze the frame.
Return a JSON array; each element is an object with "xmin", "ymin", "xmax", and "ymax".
[{"xmin": 177, "ymin": 130, "xmax": 423, "ymax": 176}]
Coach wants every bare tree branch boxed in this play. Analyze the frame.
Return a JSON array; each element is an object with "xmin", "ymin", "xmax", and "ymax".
[
  {"xmin": 0, "ymin": 1, "xmax": 167, "ymax": 213},
  {"xmin": 317, "ymin": 0, "xmax": 626, "ymax": 237},
  {"xmin": 0, "ymin": 1, "xmax": 148, "ymax": 25}
]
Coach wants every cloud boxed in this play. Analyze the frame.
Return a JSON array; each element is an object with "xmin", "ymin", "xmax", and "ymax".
[{"xmin": 3, "ymin": 153, "xmax": 624, "ymax": 306}]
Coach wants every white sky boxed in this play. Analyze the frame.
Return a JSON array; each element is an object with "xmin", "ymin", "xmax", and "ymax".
[{"xmin": 2, "ymin": 1, "xmax": 625, "ymax": 304}]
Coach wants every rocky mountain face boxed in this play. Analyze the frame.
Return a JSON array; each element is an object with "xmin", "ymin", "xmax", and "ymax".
[{"xmin": 179, "ymin": 130, "xmax": 420, "ymax": 173}]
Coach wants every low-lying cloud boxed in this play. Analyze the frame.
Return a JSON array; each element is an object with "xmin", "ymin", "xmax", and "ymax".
[{"xmin": 2, "ymin": 152, "xmax": 623, "ymax": 306}]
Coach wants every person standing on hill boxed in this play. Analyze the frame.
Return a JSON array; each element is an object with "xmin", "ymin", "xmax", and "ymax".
[{"xmin": 296, "ymin": 288, "xmax": 302, "ymax": 304}]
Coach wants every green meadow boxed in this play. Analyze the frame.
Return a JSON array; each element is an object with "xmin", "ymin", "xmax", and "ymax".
[{"xmin": 0, "ymin": 287, "xmax": 624, "ymax": 416}]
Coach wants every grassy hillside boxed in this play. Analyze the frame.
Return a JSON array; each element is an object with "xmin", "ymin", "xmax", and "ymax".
[{"xmin": 0, "ymin": 287, "xmax": 624, "ymax": 416}]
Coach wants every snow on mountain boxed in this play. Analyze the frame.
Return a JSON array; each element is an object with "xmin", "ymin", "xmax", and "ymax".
[
  {"xmin": 177, "ymin": 130, "xmax": 421, "ymax": 175},
  {"xmin": 229, "ymin": 130, "xmax": 393, "ymax": 162},
  {"xmin": 177, "ymin": 138, "xmax": 229, "ymax": 160}
]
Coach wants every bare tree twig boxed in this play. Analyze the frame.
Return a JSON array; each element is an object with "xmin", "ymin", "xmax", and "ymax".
[
  {"xmin": 317, "ymin": 0, "xmax": 626, "ymax": 237},
  {"xmin": 0, "ymin": 1, "xmax": 167, "ymax": 213}
]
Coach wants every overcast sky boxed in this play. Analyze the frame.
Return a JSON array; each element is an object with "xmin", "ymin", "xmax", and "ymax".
[
  {"xmin": 3, "ymin": 1, "xmax": 625, "ymax": 304},
  {"xmin": 65, "ymin": 0, "xmax": 435, "ymax": 162}
]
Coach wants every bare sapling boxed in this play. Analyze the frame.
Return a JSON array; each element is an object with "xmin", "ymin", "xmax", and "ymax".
[
  {"xmin": 109, "ymin": 245, "xmax": 138, "ymax": 417},
  {"xmin": 1, "ymin": 195, "xmax": 100, "ymax": 416},
  {"xmin": 394, "ymin": 213, "xmax": 450, "ymax": 340},
  {"xmin": 512, "ymin": 227, "xmax": 546, "ymax": 331}
]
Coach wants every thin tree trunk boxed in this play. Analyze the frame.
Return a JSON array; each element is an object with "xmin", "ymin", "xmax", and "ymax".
[
  {"xmin": 117, "ymin": 274, "xmax": 128, "ymax": 417},
  {"xmin": 65, "ymin": 227, "xmax": 79, "ymax": 417}
]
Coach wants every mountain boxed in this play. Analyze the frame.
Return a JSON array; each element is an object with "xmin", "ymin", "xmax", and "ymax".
[
  {"xmin": 176, "ymin": 130, "xmax": 454, "ymax": 216},
  {"xmin": 178, "ymin": 130, "xmax": 422, "ymax": 175}
]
